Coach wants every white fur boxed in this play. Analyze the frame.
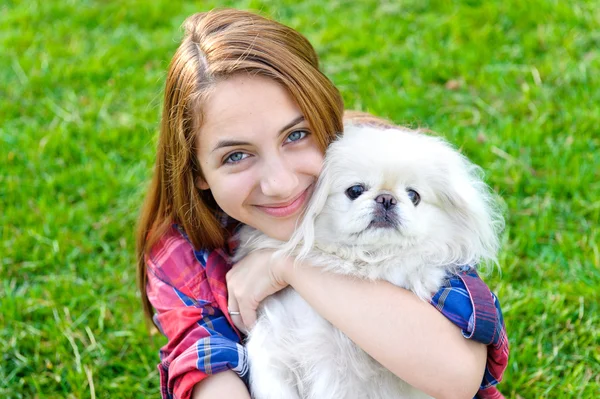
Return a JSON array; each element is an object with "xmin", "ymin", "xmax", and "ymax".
[{"xmin": 235, "ymin": 124, "xmax": 504, "ymax": 399}]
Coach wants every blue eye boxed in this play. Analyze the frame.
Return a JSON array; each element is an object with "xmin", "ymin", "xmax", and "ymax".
[
  {"xmin": 285, "ymin": 130, "xmax": 308, "ymax": 143},
  {"xmin": 224, "ymin": 152, "xmax": 248, "ymax": 164}
]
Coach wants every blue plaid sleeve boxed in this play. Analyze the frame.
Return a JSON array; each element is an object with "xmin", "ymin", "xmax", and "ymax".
[{"xmin": 430, "ymin": 267, "xmax": 509, "ymax": 399}]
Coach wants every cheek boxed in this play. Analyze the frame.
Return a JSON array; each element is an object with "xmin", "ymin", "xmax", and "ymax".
[
  {"xmin": 307, "ymin": 151, "xmax": 325, "ymax": 177},
  {"xmin": 206, "ymin": 173, "xmax": 253, "ymax": 219},
  {"xmin": 295, "ymin": 142, "xmax": 324, "ymax": 178},
  {"xmin": 425, "ymin": 206, "xmax": 454, "ymax": 230},
  {"xmin": 323, "ymin": 195, "xmax": 374, "ymax": 234},
  {"xmin": 404, "ymin": 204, "xmax": 442, "ymax": 237}
]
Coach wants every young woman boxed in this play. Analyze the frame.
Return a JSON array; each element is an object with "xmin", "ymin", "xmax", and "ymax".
[{"xmin": 136, "ymin": 9, "xmax": 508, "ymax": 399}]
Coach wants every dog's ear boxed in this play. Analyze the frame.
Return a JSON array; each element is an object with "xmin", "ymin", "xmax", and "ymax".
[
  {"xmin": 437, "ymin": 154, "xmax": 504, "ymax": 269},
  {"xmin": 278, "ymin": 162, "xmax": 333, "ymax": 260}
]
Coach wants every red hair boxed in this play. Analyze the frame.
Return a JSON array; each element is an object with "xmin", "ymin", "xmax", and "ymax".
[{"xmin": 136, "ymin": 9, "xmax": 344, "ymax": 322}]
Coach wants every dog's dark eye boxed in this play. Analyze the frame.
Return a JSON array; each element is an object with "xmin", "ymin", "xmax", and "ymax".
[
  {"xmin": 407, "ymin": 189, "xmax": 421, "ymax": 206},
  {"xmin": 346, "ymin": 184, "xmax": 366, "ymax": 200}
]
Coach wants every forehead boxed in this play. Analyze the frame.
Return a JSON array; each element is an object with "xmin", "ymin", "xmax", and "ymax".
[
  {"xmin": 198, "ymin": 74, "xmax": 302, "ymax": 146},
  {"xmin": 328, "ymin": 126, "xmax": 451, "ymax": 184}
]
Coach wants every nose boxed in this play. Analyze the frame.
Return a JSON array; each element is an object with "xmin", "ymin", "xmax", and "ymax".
[
  {"xmin": 259, "ymin": 155, "xmax": 299, "ymax": 198},
  {"xmin": 375, "ymin": 194, "xmax": 397, "ymax": 210}
]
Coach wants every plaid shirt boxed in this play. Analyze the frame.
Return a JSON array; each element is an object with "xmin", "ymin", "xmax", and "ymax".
[{"xmin": 146, "ymin": 224, "xmax": 508, "ymax": 399}]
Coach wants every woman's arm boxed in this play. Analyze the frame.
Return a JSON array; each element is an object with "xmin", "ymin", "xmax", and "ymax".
[
  {"xmin": 192, "ymin": 370, "xmax": 251, "ymax": 399},
  {"xmin": 227, "ymin": 251, "xmax": 487, "ymax": 399},
  {"xmin": 283, "ymin": 262, "xmax": 487, "ymax": 399},
  {"xmin": 147, "ymin": 226, "xmax": 248, "ymax": 399}
]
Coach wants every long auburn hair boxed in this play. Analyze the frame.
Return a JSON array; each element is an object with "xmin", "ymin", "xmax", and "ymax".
[{"xmin": 136, "ymin": 9, "xmax": 344, "ymax": 322}]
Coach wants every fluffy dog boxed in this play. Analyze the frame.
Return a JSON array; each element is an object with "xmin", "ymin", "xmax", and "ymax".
[{"xmin": 235, "ymin": 121, "xmax": 503, "ymax": 399}]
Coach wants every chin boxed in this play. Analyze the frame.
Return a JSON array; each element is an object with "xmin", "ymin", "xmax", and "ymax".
[
  {"xmin": 250, "ymin": 214, "xmax": 299, "ymax": 242},
  {"xmin": 234, "ymin": 123, "xmax": 504, "ymax": 399},
  {"xmin": 259, "ymin": 223, "xmax": 294, "ymax": 242}
]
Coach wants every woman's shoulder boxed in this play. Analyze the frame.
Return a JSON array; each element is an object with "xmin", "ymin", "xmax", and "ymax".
[
  {"xmin": 146, "ymin": 223, "xmax": 234, "ymax": 292},
  {"xmin": 147, "ymin": 225, "xmax": 213, "ymax": 285},
  {"xmin": 146, "ymin": 224, "xmax": 198, "ymax": 273}
]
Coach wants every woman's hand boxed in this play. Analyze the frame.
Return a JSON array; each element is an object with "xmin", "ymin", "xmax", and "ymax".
[{"xmin": 226, "ymin": 250, "xmax": 291, "ymax": 332}]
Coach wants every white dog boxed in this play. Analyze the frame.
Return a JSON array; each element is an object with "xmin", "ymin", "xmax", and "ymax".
[{"xmin": 235, "ymin": 122, "xmax": 503, "ymax": 399}]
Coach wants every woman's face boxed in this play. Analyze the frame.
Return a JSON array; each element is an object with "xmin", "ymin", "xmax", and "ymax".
[{"xmin": 196, "ymin": 74, "xmax": 324, "ymax": 241}]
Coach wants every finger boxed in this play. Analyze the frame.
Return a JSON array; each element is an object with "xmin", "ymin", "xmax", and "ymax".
[
  {"xmin": 226, "ymin": 288, "xmax": 246, "ymax": 332},
  {"xmin": 231, "ymin": 314, "xmax": 246, "ymax": 334},
  {"xmin": 227, "ymin": 288, "xmax": 238, "ymax": 311},
  {"xmin": 229, "ymin": 309, "xmax": 246, "ymax": 333},
  {"xmin": 226, "ymin": 270, "xmax": 240, "ymax": 313},
  {"xmin": 239, "ymin": 301, "xmax": 257, "ymax": 331},
  {"xmin": 227, "ymin": 294, "xmax": 240, "ymax": 314}
]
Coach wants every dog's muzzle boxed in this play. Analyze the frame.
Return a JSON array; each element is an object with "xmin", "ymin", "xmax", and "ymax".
[{"xmin": 369, "ymin": 194, "xmax": 400, "ymax": 229}]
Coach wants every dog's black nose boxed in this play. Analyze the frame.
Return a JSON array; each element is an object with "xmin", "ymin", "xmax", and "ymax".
[{"xmin": 375, "ymin": 194, "xmax": 397, "ymax": 210}]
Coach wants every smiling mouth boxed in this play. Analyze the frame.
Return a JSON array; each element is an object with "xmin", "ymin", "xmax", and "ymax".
[{"xmin": 255, "ymin": 185, "xmax": 313, "ymax": 218}]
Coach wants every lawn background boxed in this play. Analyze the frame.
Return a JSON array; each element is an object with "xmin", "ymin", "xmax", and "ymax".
[{"xmin": 1, "ymin": 0, "xmax": 599, "ymax": 398}]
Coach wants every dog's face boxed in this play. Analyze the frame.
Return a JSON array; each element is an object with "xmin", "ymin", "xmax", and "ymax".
[
  {"xmin": 291, "ymin": 124, "xmax": 502, "ymax": 265},
  {"xmin": 314, "ymin": 126, "xmax": 458, "ymax": 248}
]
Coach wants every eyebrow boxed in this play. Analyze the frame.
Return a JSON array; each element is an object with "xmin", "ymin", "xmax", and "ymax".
[
  {"xmin": 278, "ymin": 115, "xmax": 305, "ymax": 135},
  {"xmin": 211, "ymin": 115, "xmax": 306, "ymax": 153}
]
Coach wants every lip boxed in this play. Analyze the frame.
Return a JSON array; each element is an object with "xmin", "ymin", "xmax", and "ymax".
[{"xmin": 255, "ymin": 185, "xmax": 312, "ymax": 218}]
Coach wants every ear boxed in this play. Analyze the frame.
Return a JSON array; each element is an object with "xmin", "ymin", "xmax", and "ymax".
[
  {"xmin": 439, "ymin": 162, "xmax": 503, "ymax": 268},
  {"xmin": 195, "ymin": 176, "xmax": 210, "ymax": 190},
  {"xmin": 278, "ymin": 162, "xmax": 333, "ymax": 260}
]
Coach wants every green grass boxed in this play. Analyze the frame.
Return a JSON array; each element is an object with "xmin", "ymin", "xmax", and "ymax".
[{"xmin": 1, "ymin": 0, "xmax": 598, "ymax": 397}]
